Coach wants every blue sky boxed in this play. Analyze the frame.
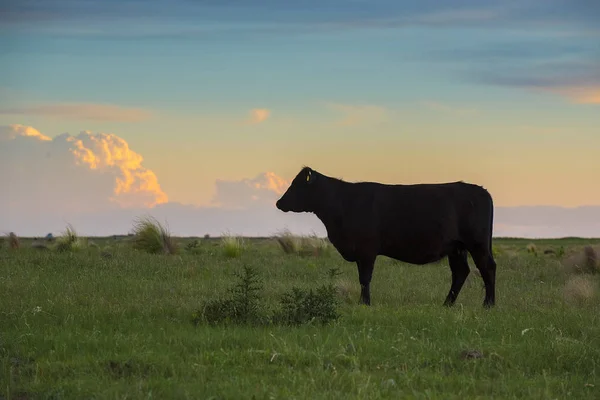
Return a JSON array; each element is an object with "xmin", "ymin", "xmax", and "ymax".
[{"xmin": 1, "ymin": 0, "xmax": 599, "ymax": 218}]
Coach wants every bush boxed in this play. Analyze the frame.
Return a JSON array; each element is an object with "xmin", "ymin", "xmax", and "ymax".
[
  {"xmin": 131, "ymin": 215, "xmax": 178, "ymax": 255},
  {"xmin": 192, "ymin": 266, "xmax": 341, "ymax": 327},
  {"xmin": 193, "ymin": 266, "xmax": 266, "ymax": 325},
  {"xmin": 272, "ymin": 283, "xmax": 341, "ymax": 326}
]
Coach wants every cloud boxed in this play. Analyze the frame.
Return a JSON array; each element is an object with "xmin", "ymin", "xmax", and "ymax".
[
  {"xmin": 0, "ymin": 124, "xmax": 168, "ymax": 216},
  {"xmin": 325, "ymin": 103, "xmax": 387, "ymax": 127},
  {"xmin": 0, "ymin": 123, "xmax": 51, "ymax": 141},
  {"xmin": 244, "ymin": 108, "xmax": 271, "ymax": 125},
  {"xmin": 211, "ymin": 172, "xmax": 289, "ymax": 209},
  {"xmin": 0, "ymin": 103, "xmax": 152, "ymax": 122},
  {"xmin": 541, "ymin": 86, "xmax": 600, "ymax": 104}
]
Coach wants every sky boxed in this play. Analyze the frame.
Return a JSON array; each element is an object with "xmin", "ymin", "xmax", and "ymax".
[{"xmin": 1, "ymin": 0, "xmax": 599, "ymax": 238}]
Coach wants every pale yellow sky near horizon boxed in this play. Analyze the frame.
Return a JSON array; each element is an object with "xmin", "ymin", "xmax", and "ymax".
[{"xmin": 1, "ymin": 99, "xmax": 599, "ymax": 210}]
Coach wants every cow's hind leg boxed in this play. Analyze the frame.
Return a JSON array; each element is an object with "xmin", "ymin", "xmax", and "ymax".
[
  {"xmin": 356, "ymin": 256, "xmax": 376, "ymax": 306},
  {"xmin": 470, "ymin": 245, "xmax": 497, "ymax": 308},
  {"xmin": 443, "ymin": 249, "xmax": 470, "ymax": 307}
]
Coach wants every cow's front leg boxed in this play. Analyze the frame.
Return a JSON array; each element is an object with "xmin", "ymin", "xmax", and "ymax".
[{"xmin": 356, "ymin": 256, "xmax": 376, "ymax": 305}]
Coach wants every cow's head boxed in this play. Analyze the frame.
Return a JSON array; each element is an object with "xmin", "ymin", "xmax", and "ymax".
[{"xmin": 276, "ymin": 166, "xmax": 320, "ymax": 213}]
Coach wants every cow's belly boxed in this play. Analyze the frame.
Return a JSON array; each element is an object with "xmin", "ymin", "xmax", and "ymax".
[{"xmin": 378, "ymin": 229, "xmax": 455, "ymax": 265}]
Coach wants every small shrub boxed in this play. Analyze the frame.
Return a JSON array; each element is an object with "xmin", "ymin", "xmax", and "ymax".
[
  {"xmin": 193, "ymin": 266, "xmax": 266, "ymax": 325},
  {"xmin": 221, "ymin": 234, "xmax": 244, "ymax": 258},
  {"xmin": 131, "ymin": 215, "xmax": 178, "ymax": 255},
  {"xmin": 8, "ymin": 232, "xmax": 20, "ymax": 249},
  {"xmin": 272, "ymin": 283, "xmax": 341, "ymax": 326}
]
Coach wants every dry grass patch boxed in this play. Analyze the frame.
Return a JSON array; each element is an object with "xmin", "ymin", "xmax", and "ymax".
[{"xmin": 562, "ymin": 245, "xmax": 599, "ymax": 275}]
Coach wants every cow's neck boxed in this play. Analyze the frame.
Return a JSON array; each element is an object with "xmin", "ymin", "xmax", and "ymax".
[{"xmin": 312, "ymin": 177, "xmax": 349, "ymax": 233}]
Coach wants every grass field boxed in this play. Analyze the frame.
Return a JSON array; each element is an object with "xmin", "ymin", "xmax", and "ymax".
[{"xmin": 2, "ymin": 232, "xmax": 600, "ymax": 399}]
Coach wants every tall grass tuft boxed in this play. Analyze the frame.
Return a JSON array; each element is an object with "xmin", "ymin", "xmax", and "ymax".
[
  {"xmin": 274, "ymin": 230, "xmax": 331, "ymax": 257},
  {"xmin": 221, "ymin": 233, "xmax": 245, "ymax": 258},
  {"xmin": 54, "ymin": 224, "xmax": 84, "ymax": 252},
  {"xmin": 275, "ymin": 229, "xmax": 301, "ymax": 254},
  {"xmin": 131, "ymin": 215, "xmax": 178, "ymax": 255},
  {"xmin": 8, "ymin": 232, "xmax": 20, "ymax": 249},
  {"xmin": 298, "ymin": 234, "xmax": 331, "ymax": 257}
]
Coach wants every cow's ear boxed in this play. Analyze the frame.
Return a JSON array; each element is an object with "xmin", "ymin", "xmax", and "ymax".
[{"xmin": 306, "ymin": 169, "xmax": 315, "ymax": 184}]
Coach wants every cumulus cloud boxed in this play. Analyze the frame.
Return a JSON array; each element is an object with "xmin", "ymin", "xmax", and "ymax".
[
  {"xmin": 244, "ymin": 108, "xmax": 271, "ymax": 125},
  {"xmin": 0, "ymin": 124, "xmax": 167, "ymax": 216},
  {"xmin": 0, "ymin": 103, "xmax": 152, "ymax": 122},
  {"xmin": 211, "ymin": 171, "xmax": 289, "ymax": 209},
  {"xmin": 326, "ymin": 103, "xmax": 387, "ymax": 126}
]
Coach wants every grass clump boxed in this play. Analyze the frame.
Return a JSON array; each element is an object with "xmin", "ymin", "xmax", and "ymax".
[
  {"xmin": 54, "ymin": 224, "xmax": 85, "ymax": 252},
  {"xmin": 275, "ymin": 230, "xmax": 331, "ymax": 257},
  {"xmin": 7, "ymin": 232, "xmax": 20, "ymax": 249},
  {"xmin": 298, "ymin": 234, "xmax": 331, "ymax": 257},
  {"xmin": 526, "ymin": 243, "xmax": 537, "ymax": 255},
  {"xmin": 221, "ymin": 234, "xmax": 245, "ymax": 258},
  {"xmin": 562, "ymin": 245, "xmax": 599, "ymax": 275},
  {"xmin": 131, "ymin": 215, "xmax": 178, "ymax": 255},
  {"xmin": 563, "ymin": 275, "xmax": 597, "ymax": 305},
  {"xmin": 275, "ymin": 229, "xmax": 301, "ymax": 254}
]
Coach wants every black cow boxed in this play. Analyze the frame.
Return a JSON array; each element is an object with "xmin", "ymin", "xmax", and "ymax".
[{"xmin": 275, "ymin": 166, "xmax": 497, "ymax": 308}]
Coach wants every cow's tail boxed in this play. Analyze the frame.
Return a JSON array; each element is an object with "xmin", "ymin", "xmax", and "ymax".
[{"xmin": 488, "ymin": 191, "xmax": 495, "ymax": 256}]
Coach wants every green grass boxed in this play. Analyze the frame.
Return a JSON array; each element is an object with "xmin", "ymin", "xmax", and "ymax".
[{"xmin": 1, "ymin": 237, "xmax": 600, "ymax": 399}]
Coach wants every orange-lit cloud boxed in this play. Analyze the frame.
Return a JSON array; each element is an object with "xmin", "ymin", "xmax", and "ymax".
[
  {"xmin": 0, "ymin": 123, "xmax": 51, "ymax": 141},
  {"xmin": 0, "ymin": 124, "xmax": 167, "ymax": 213},
  {"xmin": 0, "ymin": 103, "xmax": 152, "ymax": 121},
  {"xmin": 244, "ymin": 108, "xmax": 271, "ymax": 124},
  {"xmin": 66, "ymin": 131, "xmax": 168, "ymax": 207},
  {"xmin": 326, "ymin": 103, "xmax": 387, "ymax": 126},
  {"xmin": 543, "ymin": 86, "xmax": 600, "ymax": 104}
]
